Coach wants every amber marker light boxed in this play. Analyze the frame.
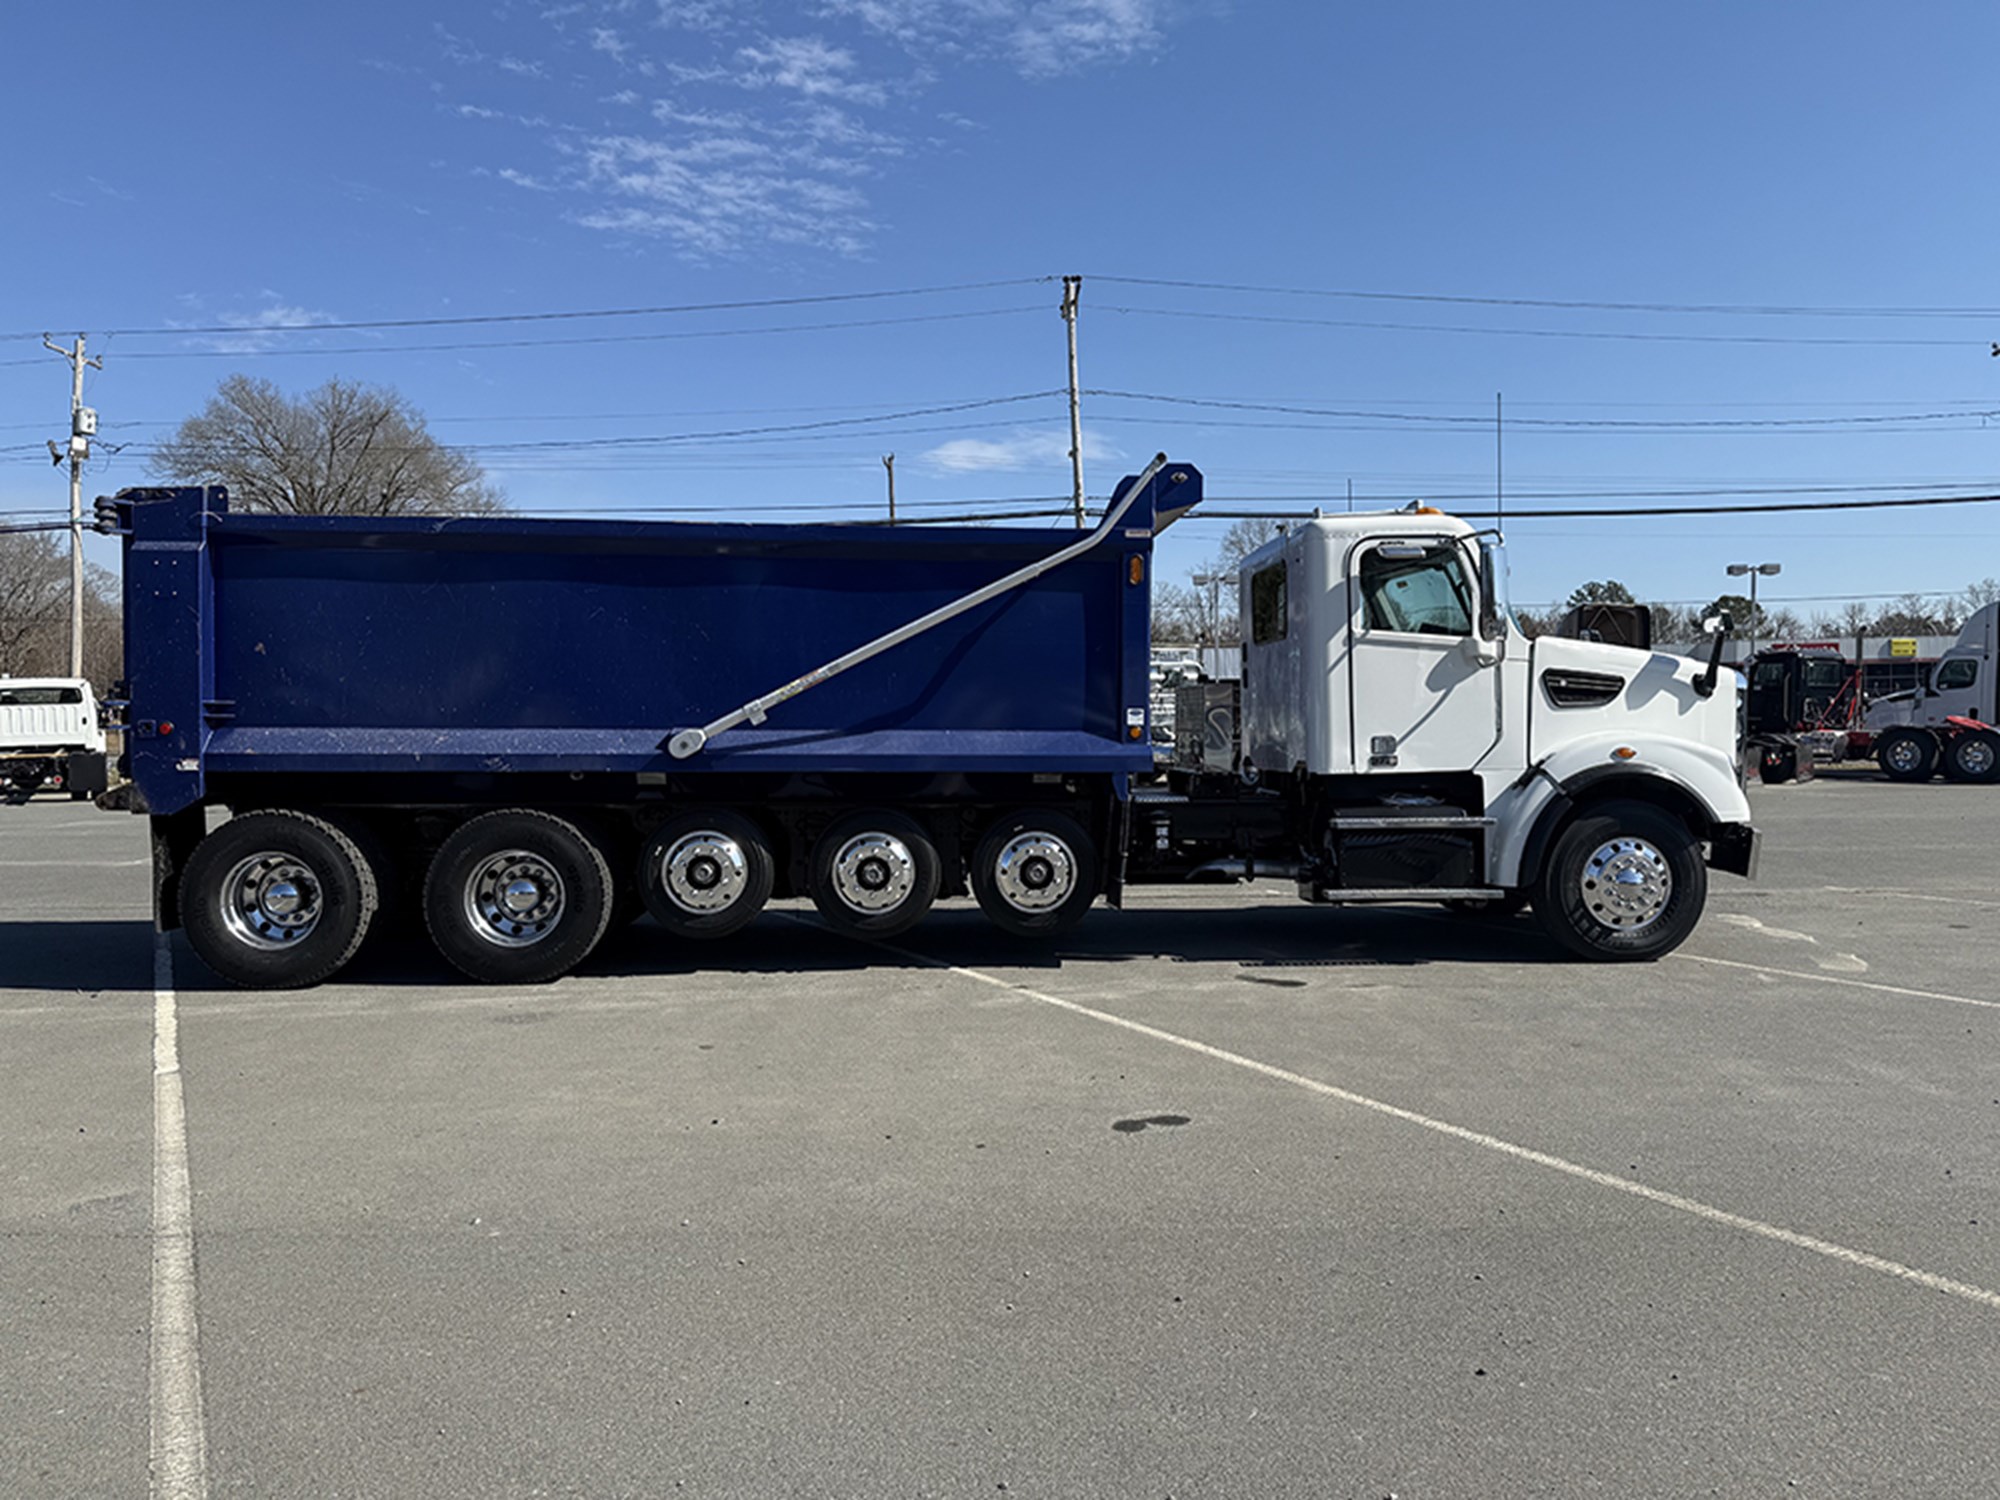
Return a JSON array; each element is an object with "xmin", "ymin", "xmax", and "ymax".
[{"xmin": 1611, "ymin": 746, "xmax": 1637, "ymax": 760}]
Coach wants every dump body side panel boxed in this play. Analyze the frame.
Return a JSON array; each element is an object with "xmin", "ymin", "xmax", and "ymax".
[{"xmin": 118, "ymin": 469, "xmax": 1198, "ymax": 813}]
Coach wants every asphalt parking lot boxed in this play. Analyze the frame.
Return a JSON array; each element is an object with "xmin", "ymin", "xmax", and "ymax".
[{"xmin": 5, "ymin": 776, "xmax": 2000, "ymax": 1498}]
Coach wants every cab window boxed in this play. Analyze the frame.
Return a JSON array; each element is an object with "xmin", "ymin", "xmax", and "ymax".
[
  {"xmin": 1802, "ymin": 660, "xmax": 1847, "ymax": 691},
  {"xmin": 1250, "ymin": 562, "xmax": 1287, "ymax": 645},
  {"xmin": 1359, "ymin": 544, "xmax": 1473, "ymax": 636},
  {"xmin": 0, "ymin": 686, "xmax": 83, "ymax": 706},
  {"xmin": 1936, "ymin": 658, "xmax": 1979, "ymax": 690}
]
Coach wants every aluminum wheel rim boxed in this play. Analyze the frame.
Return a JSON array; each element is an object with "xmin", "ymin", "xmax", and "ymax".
[
  {"xmin": 220, "ymin": 850, "xmax": 324, "ymax": 950},
  {"xmin": 658, "ymin": 830, "xmax": 750, "ymax": 915},
  {"xmin": 829, "ymin": 832, "xmax": 915, "ymax": 914},
  {"xmin": 1959, "ymin": 739, "xmax": 1997, "ymax": 777},
  {"xmin": 1885, "ymin": 737, "xmax": 1926, "ymax": 774},
  {"xmin": 464, "ymin": 848, "xmax": 566, "ymax": 948},
  {"xmin": 991, "ymin": 831, "xmax": 1077, "ymax": 913},
  {"xmin": 1579, "ymin": 836, "xmax": 1671, "ymax": 930}
]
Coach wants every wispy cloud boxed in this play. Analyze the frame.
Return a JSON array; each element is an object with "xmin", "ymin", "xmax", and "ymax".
[
  {"xmin": 168, "ymin": 298, "xmax": 342, "ymax": 355},
  {"xmin": 922, "ymin": 427, "xmax": 1117, "ymax": 473},
  {"xmin": 433, "ymin": 0, "xmax": 1184, "ymax": 258}
]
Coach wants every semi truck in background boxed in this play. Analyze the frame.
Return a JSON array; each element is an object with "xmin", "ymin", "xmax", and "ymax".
[
  {"xmin": 0, "ymin": 676, "xmax": 109, "ymax": 799},
  {"xmin": 1865, "ymin": 602, "xmax": 2000, "ymax": 782},
  {"xmin": 96, "ymin": 459, "xmax": 1756, "ymax": 989}
]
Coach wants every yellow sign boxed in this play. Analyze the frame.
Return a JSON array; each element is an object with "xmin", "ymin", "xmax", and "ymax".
[{"xmin": 1890, "ymin": 638, "xmax": 1917, "ymax": 657}]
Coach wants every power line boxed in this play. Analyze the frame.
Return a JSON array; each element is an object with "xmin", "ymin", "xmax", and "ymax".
[
  {"xmin": 1197, "ymin": 491, "xmax": 2000, "ymax": 521},
  {"xmin": 1, "ymin": 277, "xmax": 1050, "ymax": 342},
  {"xmin": 1096, "ymin": 303, "xmax": 1987, "ymax": 350},
  {"xmin": 1089, "ymin": 274, "xmax": 2000, "ymax": 321},
  {"xmin": 102, "ymin": 306, "xmax": 1046, "ymax": 362},
  {"xmin": 1086, "ymin": 389, "xmax": 2000, "ymax": 431}
]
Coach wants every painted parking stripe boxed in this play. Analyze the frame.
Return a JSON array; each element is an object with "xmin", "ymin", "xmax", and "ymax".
[
  {"xmin": 1672, "ymin": 952, "xmax": 2000, "ymax": 1011},
  {"xmin": 151, "ymin": 935, "xmax": 209, "ymax": 1500},
  {"xmin": 864, "ymin": 931, "xmax": 2000, "ymax": 1314}
]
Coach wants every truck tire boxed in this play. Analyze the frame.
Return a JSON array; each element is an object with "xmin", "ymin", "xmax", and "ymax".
[
  {"xmin": 810, "ymin": 810, "xmax": 940, "ymax": 939},
  {"xmin": 1876, "ymin": 728, "xmax": 1939, "ymax": 783},
  {"xmin": 1533, "ymin": 800, "xmax": 1706, "ymax": 962},
  {"xmin": 1942, "ymin": 729, "xmax": 2000, "ymax": 785},
  {"xmin": 638, "ymin": 811, "xmax": 775, "ymax": 939},
  {"xmin": 423, "ymin": 809, "xmax": 613, "ymax": 984},
  {"xmin": 970, "ymin": 811, "xmax": 1099, "ymax": 938},
  {"xmin": 179, "ymin": 810, "xmax": 380, "ymax": 988}
]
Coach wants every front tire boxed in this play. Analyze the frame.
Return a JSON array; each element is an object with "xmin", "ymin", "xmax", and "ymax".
[
  {"xmin": 1877, "ymin": 728, "xmax": 1939, "ymax": 783},
  {"xmin": 970, "ymin": 811, "xmax": 1099, "ymax": 937},
  {"xmin": 423, "ymin": 810, "xmax": 613, "ymax": 984},
  {"xmin": 809, "ymin": 810, "xmax": 939, "ymax": 939},
  {"xmin": 179, "ymin": 810, "xmax": 379, "ymax": 988},
  {"xmin": 1533, "ymin": 800, "xmax": 1706, "ymax": 962}
]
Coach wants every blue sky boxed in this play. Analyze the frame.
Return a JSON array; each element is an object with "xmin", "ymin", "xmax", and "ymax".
[{"xmin": 3, "ymin": 1, "xmax": 1997, "ymax": 622}]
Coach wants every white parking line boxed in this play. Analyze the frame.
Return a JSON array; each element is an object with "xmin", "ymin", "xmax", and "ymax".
[
  {"xmin": 1818, "ymin": 886, "xmax": 2000, "ymax": 911},
  {"xmin": 1672, "ymin": 952, "xmax": 2000, "ymax": 1011},
  {"xmin": 874, "ymin": 935, "xmax": 2000, "ymax": 1313},
  {"xmin": 150, "ymin": 935, "xmax": 209, "ymax": 1500}
]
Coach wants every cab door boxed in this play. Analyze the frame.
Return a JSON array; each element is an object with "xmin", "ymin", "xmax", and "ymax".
[{"xmin": 1347, "ymin": 538, "xmax": 1502, "ymax": 773}]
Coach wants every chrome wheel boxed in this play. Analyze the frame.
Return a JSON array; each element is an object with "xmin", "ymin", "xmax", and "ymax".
[
  {"xmin": 988, "ymin": 831, "xmax": 1079, "ymax": 914},
  {"xmin": 463, "ymin": 848, "xmax": 566, "ymax": 948},
  {"xmin": 220, "ymin": 851, "xmax": 325, "ymax": 950},
  {"xmin": 826, "ymin": 831, "xmax": 917, "ymax": 915},
  {"xmin": 809, "ymin": 811, "xmax": 940, "ymax": 938},
  {"xmin": 1578, "ymin": 836, "xmax": 1671, "ymax": 931},
  {"xmin": 1884, "ymin": 736, "xmax": 1928, "ymax": 776},
  {"xmin": 1956, "ymin": 736, "xmax": 1998, "ymax": 778},
  {"xmin": 656, "ymin": 829, "xmax": 752, "ymax": 915}
]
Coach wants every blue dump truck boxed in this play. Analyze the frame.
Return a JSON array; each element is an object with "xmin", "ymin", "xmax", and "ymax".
[{"xmin": 101, "ymin": 457, "xmax": 1757, "ymax": 988}]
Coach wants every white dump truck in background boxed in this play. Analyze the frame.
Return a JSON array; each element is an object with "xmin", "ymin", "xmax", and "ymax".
[
  {"xmin": 0, "ymin": 676, "xmax": 110, "ymax": 799},
  {"xmin": 1866, "ymin": 602, "xmax": 2000, "ymax": 783}
]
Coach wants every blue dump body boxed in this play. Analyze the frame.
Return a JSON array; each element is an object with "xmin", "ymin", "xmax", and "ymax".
[{"xmin": 117, "ymin": 463, "xmax": 1202, "ymax": 818}]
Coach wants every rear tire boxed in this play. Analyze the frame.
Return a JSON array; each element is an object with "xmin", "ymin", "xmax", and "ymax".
[
  {"xmin": 810, "ymin": 810, "xmax": 939, "ymax": 939},
  {"xmin": 1943, "ymin": 729, "xmax": 2000, "ymax": 784},
  {"xmin": 1877, "ymin": 728, "xmax": 1939, "ymax": 783},
  {"xmin": 638, "ymin": 810, "xmax": 775, "ymax": 939},
  {"xmin": 179, "ymin": 810, "xmax": 379, "ymax": 988},
  {"xmin": 970, "ymin": 811, "xmax": 1099, "ymax": 938},
  {"xmin": 1533, "ymin": 800, "xmax": 1705, "ymax": 962},
  {"xmin": 423, "ymin": 810, "xmax": 613, "ymax": 984}
]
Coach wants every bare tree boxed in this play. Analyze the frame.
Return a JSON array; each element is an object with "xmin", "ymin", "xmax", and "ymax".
[
  {"xmin": 150, "ymin": 375, "xmax": 504, "ymax": 517},
  {"xmin": 0, "ymin": 530, "xmax": 119, "ymax": 687},
  {"xmin": 1151, "ymin": 581, "xmax": 1203, "ymax": 645}
]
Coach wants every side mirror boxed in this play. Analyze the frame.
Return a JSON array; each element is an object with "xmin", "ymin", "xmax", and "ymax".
[{"xmin": 1694, "ymin": 612, "xmax": 1735, "ymax": 698}]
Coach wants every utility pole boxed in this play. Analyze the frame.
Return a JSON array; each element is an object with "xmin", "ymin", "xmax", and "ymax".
[
  {"xmin": 1061, "ymin": 275, "xmax": 1084, "ymax": 528},
  {"xmin": 43, "ymin": 334, "xmax": 101, "ymax": 679},
  {"xmin": 882, "ymin": 453, "xmax": 897, "ymax": 524}
]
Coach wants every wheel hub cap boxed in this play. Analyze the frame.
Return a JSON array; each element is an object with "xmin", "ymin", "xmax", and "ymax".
[
  {"xmin": 830, "ymin": 832, "xmax": 915, "ymax": 913},
  {"xmin": 467, "ymin": 850, "xmax": 566, "ymax": 947},
  {"xmin": 660, "ymin": 831, "xmax": 749, "ymax": 914},
  {"xmin": 1579, "ymin": 837, "xmax": 1671, "ymax": 930},
  {"xmin": 220, "ymin": 852, "xmax": 324, "ymax": 950},
  {"xmin": 992, "ymin": 832, "xmax": 1077, "ymax": 913}
]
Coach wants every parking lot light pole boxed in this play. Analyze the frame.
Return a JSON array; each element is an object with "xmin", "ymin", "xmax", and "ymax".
[{"xmin": 1726, "ymin": 561, "xmax": 1782, "ymax": 662}]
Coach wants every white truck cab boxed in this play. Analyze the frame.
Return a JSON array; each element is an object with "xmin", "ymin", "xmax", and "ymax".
[
  {"xmin": 1215, "ymin": 509, "xmax": 1756, "ymax": 959},
  {"xmin": 1864, "ymin": 602, "xmax": 2000, "ymax": 783},
  {"xmin": 0, "ymin": 676, "xmax": 109, "ymax": 799}
]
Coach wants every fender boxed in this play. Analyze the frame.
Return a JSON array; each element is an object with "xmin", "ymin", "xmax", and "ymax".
[{"xmin": 1488, "ymin": 731, "xmax": 1753, "ymax": 888}]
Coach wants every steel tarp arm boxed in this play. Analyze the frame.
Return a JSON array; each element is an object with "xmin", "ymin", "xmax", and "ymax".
[{"xmin": 666, "ymin": 453, "xmax": 1173, "ymax": 760}]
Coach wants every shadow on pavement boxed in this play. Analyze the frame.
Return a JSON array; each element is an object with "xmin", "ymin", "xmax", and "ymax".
[
  {"xmin": 0, "ymin": 919, "xmax": 158, "ymax": 994},
  {"xmin": 160, "ymin": 899, "xmax": 1561, "ymax": 994}
]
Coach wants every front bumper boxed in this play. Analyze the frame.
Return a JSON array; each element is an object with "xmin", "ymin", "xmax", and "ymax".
[{"xmin": 1707, "ymin": 822, "xmax": 1760, "ymax": 879}]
